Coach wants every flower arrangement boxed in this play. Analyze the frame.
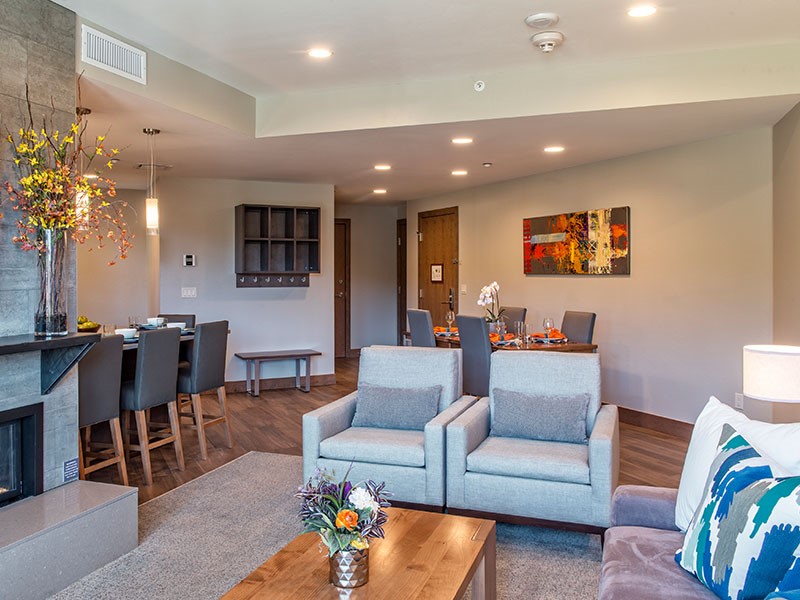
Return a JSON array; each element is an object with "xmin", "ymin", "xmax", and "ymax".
[
  {"xmin": 477, "ymin": 281, "xmax": 504, "ymax": 322},
  {"xmin": 296, "ymin": 467, "xmax": 390, "ymax": 557},
  {"xmin": 1, "ymin": 87, "xmax": 132, "ymax": 264}
]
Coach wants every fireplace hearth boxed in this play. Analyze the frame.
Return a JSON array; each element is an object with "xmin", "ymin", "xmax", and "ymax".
[{"xmin": 0, "ymin": 403, "xmax": 43, "ymax": 508}]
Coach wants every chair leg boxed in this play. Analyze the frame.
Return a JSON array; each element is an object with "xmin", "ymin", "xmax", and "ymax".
[
  {"xmin": 78, "ymin": 429, "xmax": 86, "ymax": 480},
  {"xmin": 191, "ymin": 393, "xmax": 209, "ymax": 460},
  {"xmin": 167, "ymin": 400, "xmax": 185, "ymax": 470},
  {"xmin": 217, "ymin": 386, "xmax": 234, "ymax": 449},
  {"xmin": 134, "ymin": 409, "xmax": 153, "ymax": 486},
  {"xmin": 122, "ymin": 410, "xmax": 131, "ymax": 464},
  {"xmin": 110, "ymin": 417, "xmax": 129, "ymax": 486}
]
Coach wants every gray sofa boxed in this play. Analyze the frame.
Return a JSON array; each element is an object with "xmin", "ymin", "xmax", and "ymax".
[{"xmin": 599, "ymin": 485, "xmax": 715, "ymax": 599}]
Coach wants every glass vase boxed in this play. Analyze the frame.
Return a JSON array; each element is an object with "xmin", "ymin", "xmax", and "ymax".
[
  {"xmin": 34, "ymin": 229, "xmax": 68, "ymax": 337},
  {"xmin": 328, "ymin": 548, "xmax": 369, "ymax": 588}
]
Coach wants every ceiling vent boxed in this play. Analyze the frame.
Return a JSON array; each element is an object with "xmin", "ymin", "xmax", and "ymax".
[{"xmin": 81, "ymin": 25, "xmax": 147, "ymax": 84}]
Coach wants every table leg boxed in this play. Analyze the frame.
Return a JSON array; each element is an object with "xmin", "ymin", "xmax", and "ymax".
[
  {"xmin": 304, "ymin": 357, "xmax": 311, "ymax": 392},
  {"xmin": 471, "ymin": 525, "xmax": 496, "ymax": 600},
  {"xmin": 245, "ymin": 360, "xmax": 253, "ymax": 395},
  {"xmin": 295, "ymin": 358, "xmax": 301, "ymax": 390},
  {"xmin": 254, "ymin": 360, "xmax": 261, "ymax": 396}
]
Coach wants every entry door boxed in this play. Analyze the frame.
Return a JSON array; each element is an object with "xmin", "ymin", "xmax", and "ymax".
[
  {"xmin": 334, "ymin": 219, "xmax": 350, "ymax": 358},
  {"xmin": 417, "ymin": 207, "xmax": 458, "ymax": 327},
  {"xmin": 396, "ymin": 219, "xmax": 407, "ymax": 344}
]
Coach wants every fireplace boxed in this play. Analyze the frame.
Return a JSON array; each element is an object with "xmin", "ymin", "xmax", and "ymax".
[{"xmin": 0, "ymin": 403, "xmax": 44, "ymax": 508}]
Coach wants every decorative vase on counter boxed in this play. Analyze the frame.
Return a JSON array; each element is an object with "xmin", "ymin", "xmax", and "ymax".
[
  {"xmin": 329, "ymin": 547, "xmax": 369, "ymax": 588},
  {"xmin": 34, "ymin": 229, "xmax": 68, "ymax": 337}
]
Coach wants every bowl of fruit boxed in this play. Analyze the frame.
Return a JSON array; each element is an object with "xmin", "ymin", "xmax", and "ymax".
[{"xmin": 77, "ymin": 315, "xmax": 101, "ymax": 333}]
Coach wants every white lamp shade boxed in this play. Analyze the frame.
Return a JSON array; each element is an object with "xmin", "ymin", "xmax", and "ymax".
[
  {"xmin": 743, "ymin": 345, "xmax": 800, "ymax": 403},
  {"xmin": 145, "ymin": 197, "xmax": 159, "ymax": 232}
]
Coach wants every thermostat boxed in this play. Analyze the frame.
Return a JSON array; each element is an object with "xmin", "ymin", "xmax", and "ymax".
[{"xmin": 183, "ymin": 254, "xmax": 195, "ymax": 267}]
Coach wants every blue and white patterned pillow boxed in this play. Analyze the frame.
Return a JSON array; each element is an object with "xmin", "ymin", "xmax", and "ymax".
[{"xmin": 676, "ymin": 424, "xmax": 800, "ymax": 600}]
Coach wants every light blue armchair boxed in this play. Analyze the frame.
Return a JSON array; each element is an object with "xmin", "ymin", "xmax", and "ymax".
[
  {"xmin": 446, "ymin": 351, "xmax": 619, "ymax": 527},
  {"xmin": 303, "ymin": 346, "xmax": 475, "ymax": 506}
]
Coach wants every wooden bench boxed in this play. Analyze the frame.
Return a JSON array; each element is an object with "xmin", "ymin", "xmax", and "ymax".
[{"xmin": 234, "ymin": 349, "xmax": 322, "ymax": 396}]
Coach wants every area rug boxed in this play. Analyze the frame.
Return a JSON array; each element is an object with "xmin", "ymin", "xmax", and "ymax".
[{"xmin": 52, "ymin": 452, "xmax": 601, "ymax": 599}]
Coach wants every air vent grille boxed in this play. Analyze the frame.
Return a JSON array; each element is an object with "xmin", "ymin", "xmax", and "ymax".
[{"xmin": 81, "ymin": 25, "xmax": 147, "ymax": 84}]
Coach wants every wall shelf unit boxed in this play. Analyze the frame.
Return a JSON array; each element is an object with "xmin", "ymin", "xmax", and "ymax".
[{"xmin": 235, "ymin": 204, "xmax": 320, "ymax": 288}]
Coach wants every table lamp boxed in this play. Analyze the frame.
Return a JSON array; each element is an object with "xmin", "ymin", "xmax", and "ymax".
[{"xmin": 743, "ymin": 345, "xmax": 800, "ymax": 421}]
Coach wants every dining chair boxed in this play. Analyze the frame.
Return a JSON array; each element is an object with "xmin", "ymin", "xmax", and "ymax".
[
  {"xmin": 500, "ymin": 306, "xmax": 527, "ymax": 329},
  {"xmin": 78, "ymin": 334, "xmax": 128, "ymax": 485},
  {"xmin": 455, "ymin": 315, "xmax": 492, "ymax": 397},
  {"xmin": 120, "ymin": 327, "xmax": 184, "ymax": 486},
  {"xmin": 157, "ymin": 313, "xmax": 196, "ymax": 328},
  {"xmin": 561, "ymin": 311, "xmax": 597, "ymax": 343},
  {"xmin": 176, "ymin": 320, "xmax": 233, "ymax": 460},
  {"xmin": 407, "ymin": 309, "xmax": 436, "ymax": 347}
]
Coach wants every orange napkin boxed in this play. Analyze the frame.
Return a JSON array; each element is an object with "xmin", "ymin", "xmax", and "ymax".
[
  {"xmin": 531, "ymin": 328, "xmax": 567, "ymax": 339},
  {"xmin": 434, "ymin": 326, "xmax": 458, "ymax": 334},
  {"xmin": 489, "ymin": 333, "xmax": 516, "ymax": 343}
]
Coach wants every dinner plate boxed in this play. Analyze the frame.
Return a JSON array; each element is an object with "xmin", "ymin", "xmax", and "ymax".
[
  {"xmin": 533, "ymin": 337, "xmax": 567, "ymax": 344},
  {"xmin": 435, "ymin": 330, "xmax": 458, "ymax": 337}
]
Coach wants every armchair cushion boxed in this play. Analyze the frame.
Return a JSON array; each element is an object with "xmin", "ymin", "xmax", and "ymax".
[
  {"xmin": 467, "ymin": 436, "xmax": 590, "ymax": 484},
  {"xmin": 351, "ymin": 383, "xmax": 442, "ymax": 431},
  {"xmin": 490, "ymin": 388, "xmax": 590, "ymax": 443},
  {"xmin": 320, "ymin": 428, "xmax": 425, "ymax": 467}
]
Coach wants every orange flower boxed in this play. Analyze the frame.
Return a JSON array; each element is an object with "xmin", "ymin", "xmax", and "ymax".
[{"xmin": 335, "ymin": 509, "xmax": 359, "ymax": 531}]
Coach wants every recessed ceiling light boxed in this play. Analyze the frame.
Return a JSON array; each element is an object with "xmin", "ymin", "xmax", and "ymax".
[
  {"xmin": 373, "ymin": 189, "xmax": 387, "ymax": 194},
  {"xmin": 451, "ymin": 137, "xmax": 473, "ymax": 145},
  {"xmin": 451, "ymin": 170, "xmax": 468, "ymax": 176},
  {"xmin": 627, "ymin": 4, "xmax": 657, "ymax": 17},
  {"xmin": 482, "ymin": 162, "xmax": 493, "ymax": 168},
  {"xmin": 84, "ymin": 174, "xmax": 99, "ymax": 179},
  {"xmin": 307, "ymin": 48, "xmax": 333, "ymax": 58},
  {"xmin": 543, "ymin": 146, "xmax": 565, "ymax": 153},
  {"xmin": 374, "ymin": 164, "xmax": 391, "ymax": 171}
]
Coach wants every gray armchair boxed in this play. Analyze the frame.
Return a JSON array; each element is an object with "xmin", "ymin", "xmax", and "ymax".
[
  {"xmin": 446, "ymin": 351, "xmax": 619, "ymax": 527},
  {"xmin": 303, "ymin": 345, "xmax": 475, "ymax": 506}
]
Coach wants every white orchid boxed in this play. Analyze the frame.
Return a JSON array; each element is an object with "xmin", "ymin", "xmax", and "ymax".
[{"xmin": 476, "ymin": 281, "xmax": 504, "ymax": 322}]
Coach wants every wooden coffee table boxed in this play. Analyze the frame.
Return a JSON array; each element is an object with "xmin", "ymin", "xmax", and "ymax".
[{"xmin": 222, "ymin": 507, "xmax": 496, "ymax": 599}]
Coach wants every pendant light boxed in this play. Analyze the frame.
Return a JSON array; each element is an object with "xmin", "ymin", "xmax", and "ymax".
[{"xmin": 143, "ymin": 127, "xmax": 160, "ymax": 236}]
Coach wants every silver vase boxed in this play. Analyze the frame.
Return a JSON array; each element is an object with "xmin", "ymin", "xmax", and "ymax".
[{"xmin": 329, "ymin": 548, "xmax": 369, "ymax": 589}]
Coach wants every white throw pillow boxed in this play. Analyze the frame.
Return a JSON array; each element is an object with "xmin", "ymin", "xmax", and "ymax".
[{"xmin": 674, "ymin": 395, "xmax": 800, "ymax": 531}]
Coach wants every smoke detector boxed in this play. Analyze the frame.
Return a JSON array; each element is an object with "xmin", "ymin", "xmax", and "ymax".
[
  {"xmin": 531, "ymin": 31, "xmax": 564, "ymax": 53},
  {"xmin": 525, "ymin": 12, "xmax": 559, "ymax": 29}
]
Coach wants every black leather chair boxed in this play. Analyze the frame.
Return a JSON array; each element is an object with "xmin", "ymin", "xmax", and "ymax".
[
  {"xmin": 407, "ymin": 309, "xmax": 436, "ymax": 347},
  {"xmin": 177, "ymin": 320, "xmax": 233, "ymax": 460},
  {"xmin": 157, "ymin": 313, "xmax": 196, "ymax": 328},
  {"xmin": 78, "ymin": 334, "xmax": 127, "ymax": 485},
  {"xmin": 500, "ymin": 306, "xmax": 527, "ymax": 330},
  {"xmin": 561, "ymin": 311, "xmax": 597, "ymax": 343},
  {"xmin": 456, "ymin": 315, "xmax": 492, "ymax": 397},
  {"xmin": 120, "ymin": 327, "xmax": 184, "ymax": 486}
]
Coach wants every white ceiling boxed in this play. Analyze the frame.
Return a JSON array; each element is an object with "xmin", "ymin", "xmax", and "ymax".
[{"xmin": 51, "ymin": 0, "xmax": 800, "ymax": 203}]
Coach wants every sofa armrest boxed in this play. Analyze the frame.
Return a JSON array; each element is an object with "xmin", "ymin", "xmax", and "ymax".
[
  {"xmin": 445, "ymin": 398, "xmax": 490, "ymax": 508},
  {"xmin": 611, "ymin": 485, "xmax": 680, "ymax": 531},
  {"xmin": 302, "ymin": 391, "xmax": 358, "ymax": 482},
  {"xmin": 423, "ymin": 395, "xmax": 478, "ymax": 505}
]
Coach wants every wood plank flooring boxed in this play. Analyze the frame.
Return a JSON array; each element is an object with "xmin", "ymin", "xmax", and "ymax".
[{"xmin": 88, "ymin": 358, "xmax": 689, "ymax": 503}]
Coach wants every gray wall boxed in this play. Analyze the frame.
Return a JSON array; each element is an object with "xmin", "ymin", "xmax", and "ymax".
[
  {"xmin": 0, "ymin": 0, "xmax": 80, "ymax": 491},
  {"xmin": 407, "ymin": 128, "xmax": 774, "ymax": 424}
]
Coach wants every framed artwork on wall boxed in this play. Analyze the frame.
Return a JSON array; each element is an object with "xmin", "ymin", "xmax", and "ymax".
[
  {"xmin": 523, "ymin": 206, "xmax": 630, "ymax": 275},
  {"xmin": 430, "ymin": 264, "xmax": 443, "ymax": 282}
]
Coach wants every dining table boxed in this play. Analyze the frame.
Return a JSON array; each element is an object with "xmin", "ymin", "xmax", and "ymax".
[{"xmin": 434, "ymin": 329, "xmax": 597, "ymax": 353}]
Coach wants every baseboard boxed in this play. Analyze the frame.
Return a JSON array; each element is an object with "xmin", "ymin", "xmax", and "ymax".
[
  {"xmin": 617, "ymin": 406, "xmax": 693, "ymax": 441},
  {"xmin": 345, "ymin": 348, "xmax": 361, "ymax": 359},
  {"xmin": 225, "ymin": 373, "xmax": 336, "ymax": 394}
]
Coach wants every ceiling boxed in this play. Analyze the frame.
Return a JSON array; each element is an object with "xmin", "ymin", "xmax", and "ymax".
[{"xmin": 52, "ymin": 0, "xmax": 800, "ymax": 204}]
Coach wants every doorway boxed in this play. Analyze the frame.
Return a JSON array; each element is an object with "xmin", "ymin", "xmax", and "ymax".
[
  {"xmin": 396, "ymin": 219, "xmax": 407, "ymax": 344},
  {"xmin": 417, "ymin": 207, "xmax": 458, "ymax": 327},
  {"xmin": 334, "ymin": 219, "xmax": 351, "ymax": 358}
]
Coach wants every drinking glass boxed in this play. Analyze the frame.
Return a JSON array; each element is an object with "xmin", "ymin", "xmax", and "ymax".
[
  {"xmin": 128, "ymin": 315, "xmax": 140, "ymax": 328},
  {"xmin": 445, "ymin": 310, "xmax": 456, "ymax": 331},
  {"xmin": 542, "ymin": 316, "xmax": 555, "ymax": 338},
  {"xmin": 514, "ymin": 321, "xmax": 525, "ymax": 344}
]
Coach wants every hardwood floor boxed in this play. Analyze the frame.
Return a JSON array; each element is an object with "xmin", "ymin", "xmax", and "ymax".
[{"xmin": 88, "ymin": 357, "xmax": 688, "ymax": 503}]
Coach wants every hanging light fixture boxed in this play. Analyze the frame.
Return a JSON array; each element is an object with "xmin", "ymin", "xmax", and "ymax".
[
  {"xmin": 75, "ymin": 106, "xmax": 92, "ymax": 229},
  {"xmin": 143, "ymin": 127, "xmax": 160, "ymax": 236}
]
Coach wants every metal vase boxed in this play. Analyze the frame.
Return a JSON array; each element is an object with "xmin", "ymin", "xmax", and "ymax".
[
  {"xmin": 328, "ymin": 548, "xmax": 369, "ymax": 589},
  {"xmin": 34, "ymin": 229, "xmax": 68, "ymax": 337}
]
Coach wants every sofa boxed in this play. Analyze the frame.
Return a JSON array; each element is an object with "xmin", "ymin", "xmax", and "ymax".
[{"xmin": 599, "ymin": 485, "xmax": 717, "ymax": 599}]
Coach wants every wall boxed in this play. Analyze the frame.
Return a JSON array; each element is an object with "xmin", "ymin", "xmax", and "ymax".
[
  {"xmin": 334, "ymin": 204, "xmax": 399, "ymax": 349},
  {"xmin": 0, "ymin": 0, "xmax": 80, "ymax": 491},
  {"xmin": 407, "ymin": 129, "xmax": 774, "ymax": 424},
  {"xmin": 156, "ymin": 177, "xmax": 335, "ymax": 381}
]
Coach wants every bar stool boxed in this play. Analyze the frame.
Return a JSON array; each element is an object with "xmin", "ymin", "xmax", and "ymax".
[
  {"xmin": 78, "ymin": 334, "xmax": 127, "ymax": 485},
  {"xmin": 157, "ymin": 313, "xmax": 196, "ymax": 328},
  {"xmin": 120, "ymin": 327, "xmax": 184, "ymax": 486},
  {"xmin": 177, "ymin": 320, "xmax": 233, "ymax": 460}
]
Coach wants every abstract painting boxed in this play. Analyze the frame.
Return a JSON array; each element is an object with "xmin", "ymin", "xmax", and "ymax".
[{"xmin": 523, "ymin": 206, "xmax": 630, "ymax": 275}]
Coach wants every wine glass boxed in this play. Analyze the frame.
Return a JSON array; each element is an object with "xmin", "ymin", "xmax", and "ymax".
[
  {"xmin": 542, "ymin": 316, "xmax": 555, "ymax": 339},
  {"xmin": 445, "ymin": 310, "xmax": 456, "ymax": 332}
]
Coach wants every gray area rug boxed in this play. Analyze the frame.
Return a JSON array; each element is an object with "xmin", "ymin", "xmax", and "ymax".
[{"xmin": 52, "ymin": 452, "xmax": 600, "ymax": 599}]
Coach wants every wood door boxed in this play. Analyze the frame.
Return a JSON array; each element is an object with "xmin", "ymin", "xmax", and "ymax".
[
  {"xmin": 334, "ymin": 219, "xmax": 350, "ymax": 358},
  {"xmin": 397, "ymin": 219, "xmax": 407, "ymax": 344},
  {"xmin": 417, "ymin": 207, "xmax": 458, "ymax": 327}
]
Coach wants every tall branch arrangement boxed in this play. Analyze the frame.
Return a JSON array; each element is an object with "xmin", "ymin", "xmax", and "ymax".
[{"xmin": 1, "ymin": 86, "xmax": 132, "ymax": 264}]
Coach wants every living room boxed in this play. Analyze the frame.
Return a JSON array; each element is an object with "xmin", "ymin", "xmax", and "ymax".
[{"xmin": 1, "ymin": 1, "xmax": 800, "ymax": 598}]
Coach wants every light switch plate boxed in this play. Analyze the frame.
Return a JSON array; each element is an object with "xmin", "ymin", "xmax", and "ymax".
[
  {"xmin": 460, "ymin": 284, "xmax": 467, "ymax": 295},
  {"xmin": 734, "ymin": 392, "xmax": 744, "ymax": 410},
  {"xmin": 181, "ymin": 287, "xmax": 197, "ymax": 298}
]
